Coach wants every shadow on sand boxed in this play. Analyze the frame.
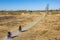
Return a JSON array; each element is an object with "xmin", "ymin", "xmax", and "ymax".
[
  {"xmin": 11, "ymin": 36, "xmax": 18, "ymax": 38},
  {"xmin": 21, "ymin": 30, "xmax": 28, "ymax": 32}
]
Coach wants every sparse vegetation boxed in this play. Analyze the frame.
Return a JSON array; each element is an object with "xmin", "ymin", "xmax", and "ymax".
[
  {"xmin": 0, "ymin": 11, "xmax": 60, "ymax": 40},
  {"xmin": 0, "ymin": 11, "xmax": 41, "ymax": 39},
  {"xmin": 12, "ymin": 11, "xmax": 60, "ymax": 40}
]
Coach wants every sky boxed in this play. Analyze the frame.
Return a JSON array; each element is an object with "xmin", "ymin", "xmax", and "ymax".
[{"xmin": 0, "ymin": 0, "xmax": 60, "ymax": 10}]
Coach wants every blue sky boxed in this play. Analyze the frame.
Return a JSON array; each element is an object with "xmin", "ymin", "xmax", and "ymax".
[{"xmin": 0, "ymin": 0, "xmax": 60, "ymax": 10}]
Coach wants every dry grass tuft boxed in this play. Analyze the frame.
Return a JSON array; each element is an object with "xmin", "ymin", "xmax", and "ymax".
[
  {"xmin": 12, "ymin": 13, "xmax": 60, "ymax": 40},
  {"xmin": 0, "ymin": 13, "xmax": 41, "ymax": 39}
]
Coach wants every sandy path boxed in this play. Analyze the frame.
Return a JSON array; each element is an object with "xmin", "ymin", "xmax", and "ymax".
[{"xmin": 2, "ymin": 13, "xmax": 46, "ymax": 40}]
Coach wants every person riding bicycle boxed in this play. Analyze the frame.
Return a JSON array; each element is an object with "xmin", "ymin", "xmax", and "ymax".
[
  {"xmin": 7, "ymin": 31, "xmax": 12, "ymax": 39},
  {"xmin": 19, "ymin": 26, "xmax": 22, "ymax": 31}
]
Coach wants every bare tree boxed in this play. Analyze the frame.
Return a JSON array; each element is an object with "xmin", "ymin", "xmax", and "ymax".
[{"xmin": 46, "ymin": 4, "xmax": 49, "ymax": 14}]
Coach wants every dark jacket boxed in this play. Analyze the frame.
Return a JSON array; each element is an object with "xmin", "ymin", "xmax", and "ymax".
[
  {"xmin": 8, "ymin": 32, "xmax": 11, "ymax": 38},
  {"xmin": 19, "ymin": 26, "xmax": 22, "ymax": 31}
]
